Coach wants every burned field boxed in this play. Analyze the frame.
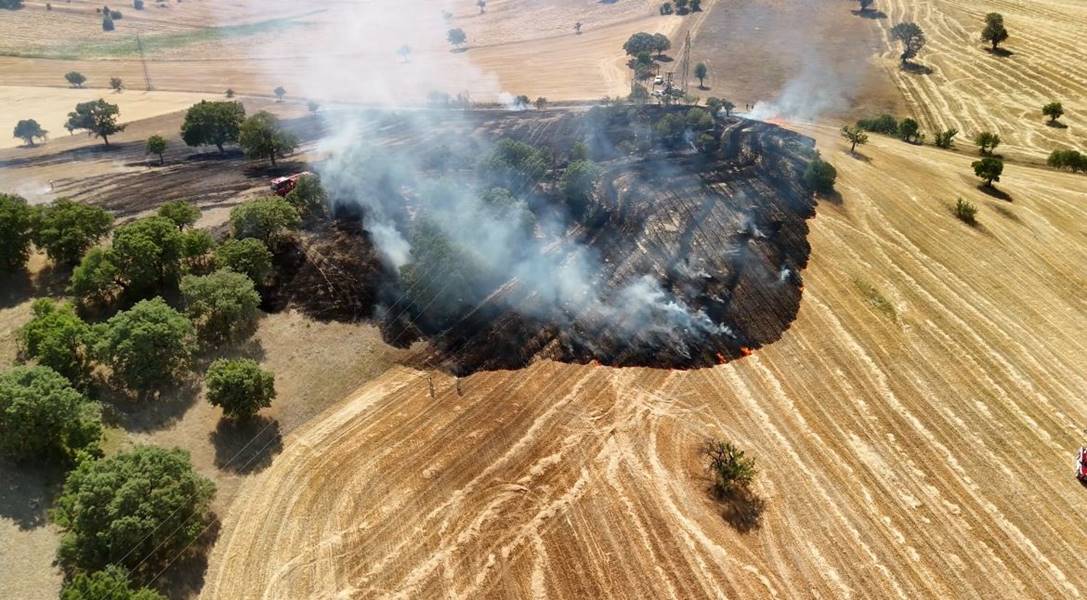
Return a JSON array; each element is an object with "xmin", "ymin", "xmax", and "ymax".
[{"xmin": 282, "ymin": 106, "xmax": 821, "ymax": 373}]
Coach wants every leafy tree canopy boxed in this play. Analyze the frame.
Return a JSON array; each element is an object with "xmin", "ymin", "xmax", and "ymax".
[
  {"xmin": 157, "ymin": 200, "xmax": 201, "ymax": 231},
  {"xmin": 33, "ymin": 198, "xmax": 113, "ymax": 265},
  {"xmin": 229, "ymin": 197, "xmax": 300, "ymax": 246},
  {"xmin": 66, "ymin": 99, "xmax": 126, "ymax": 146},
  {"xmin": 110, "ymin": 216, "xmax": 185, "ymax": 295},
  {"xmin": 14, "ymin": 119, "xmax": 47, "ymax": 146},
  {"xmin": 215, "ymin": 238, "xmax": 273, "ymax": 285},
  {"xmin": 0, "ymin": 193, "xmax": 33, "ymax": 272},
  {"xmin": 60, "ymin": 565, "xmax": 166, "ymax": 600},
  {"xmin": 0, "ymin": 365, "xmax": 101, "ymax": 464},
  {"xmin": 145, "ymin": 135, "xmax": 167, "ymax": 164},
  {"xmin": 93, "ymin": 297, "xmax": 194, "ymax": 391},
  {"xmin": 238, "ymin": 111, "xmax": 298, "ymax": 167},
  {"xmin": 180, "ymin": 269, "xmax": 260, "ymax": 341},
  {"xmin": 205, "ymin": 358, "xmax": 275, "ymax": 420},
  {"xmin": 68, "ymin": 248, "xmax": 121, "ymax": 306},
  {"xmin": 180, "ymin": 100, "xmax": 245, "ymax": 153},
  {"xmin": 19, "ymin": 299, "xmax": 92, "ymax": 384},
  {"xmin": 890, "ymin": 22, "xmax": 925, "ymax": 63},
  {"xmin": 65, "ymin": 71, "xmax": 87, "ymax": 88}
]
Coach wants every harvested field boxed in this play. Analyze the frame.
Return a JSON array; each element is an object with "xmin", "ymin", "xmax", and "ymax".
[{"xmin": 203, "ymin": 123, "xmax": 1087, "ymax": 599}]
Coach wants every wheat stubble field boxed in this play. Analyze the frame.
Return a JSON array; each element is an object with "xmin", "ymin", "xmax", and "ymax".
[{"xmin": 203, "ymin": 125, "xmax": 1087, "ymax": 598}]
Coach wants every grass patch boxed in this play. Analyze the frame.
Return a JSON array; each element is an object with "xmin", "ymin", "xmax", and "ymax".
[
  {"xmin": 852, "ymin": 277, "xmax": 897, "ymax": 320},
  {"xmin": 1, "ymin": 14, "xmax": 316, "ymax": 59}
]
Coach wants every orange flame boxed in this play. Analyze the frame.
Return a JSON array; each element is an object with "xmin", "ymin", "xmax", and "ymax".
[
  {"xmin": 589, "ymin": 359, "xmax": 601, "ymax": 367},
  {"xmin": 716, "ymin": 352, "xmax": 728, "ymax": 365},
  {"xmin": 739, "ymin": 346, "xmax": 753, "ymax": 357}
]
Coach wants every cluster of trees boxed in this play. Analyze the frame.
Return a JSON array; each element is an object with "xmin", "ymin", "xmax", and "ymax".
[
  {"xmin": 854, "ymin": 114, "xmax": 932, "ymax": 145},
  {"xmin": 179, "ymin": 100, "xmax": 298, "ymax": 165},
  {"xmin": 623, "ymin": 32, "xmax": 671, "ymax": 59},
  {"xmin": 1047, "ymin": 149, "xmax": 1087, "ymax": 173},
  {"xmin": 0, "ymin": 195, "xmax": 114, "ymax": 274},
  {"xmin": 659, "ymin": 0, "xmax": 701, "ymax": 15}
]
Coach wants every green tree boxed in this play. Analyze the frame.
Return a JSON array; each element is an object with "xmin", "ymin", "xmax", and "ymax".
[
  {"xmin": 972, "ymin": 157, "xmax": 1003, "ymax": 187},
  {"xmin": 447, "ymin": 27, "xmax": 467, "ymax": 48},
  {"xmin": 14, "ymin": 119, "xmax": 47, "ymax": 146},
  {"xmin": 840, "ymin": 125, "xmax": 868, "ymax": 154},
  {"xmin": 694, "ymin": 62, "xmax": 708, "ymax": 88},
  {"xmin": 32, "ymin": 198, "xmax": 113, "ymax": 266},
  {"xmin": 933, "ymin": 128, "xmax": 959, "ymax": 149},
  {"xmin": 102, "ymin": 12, "xmax": 114, "ymax": 31},
  {"xmin": 68, "ymin": 248, "xmax": 121, "ymax": 306},
  {"xmin": 215, "ymin": 238, "xmax": 273, "ymax": 285},
  {"xmin": 686, "ymin": 107, "xmax": 713, "ymax": 131},
  {"xmin": 66, "ymin": 99, "xmax": 126, "ymax": 146},
  {"xmin": 110, "ymin": 216, "xmax": 185, "ymax": 295},
  {"xmin": 94, "ymin": 297, "xmax": 194, "ymax": 390},
  {"xmin": 858, "ymin": 0, "xmax": 874, "ymax": 12},
  {"xmin": 535, "ymin": 96, "xmax": 548, "ymax": 110},
  {"xmin": 622, "ymin": 32, "xmax": 657, "ymax": 56},
  {"xmin": 654, "ymin": 112, "xmax": 687, "ymax": 147},
  {"xmin": 981, "ymin": 12, "xmax": 1008, "ymax": 51},
  {"xmin": 559, "ymin": 160, "xmax": 601, "ymax": 215},
  {"xmin": 272, "ymin": 86, "xmax": 286, "ymax": 102},
  {"xmin": 954, "ymin": 197, "xmax": 978, "ymax": 225},
  {"xmin": 53, "ymin": 445, "xmax": 215, "ymax": 574},
  {"xmin": 229, "ymin": 197, "xmax": 300, "ymax": 246},
  {"xmin": 145, "ymin": 134, "xmax": 166, "ymax": 165},
  {"xmin": 238, "ymin": 111, "xmax": 298, "ymax": 167},
  {"xmin": 856, "ymin": 114, "xmax": 898, "ymax": 134},
  {"xmin": 1047, "ymin": 149, "xmax": 1087, "ymax": 173},
  {"xmin": 803, "ymin": 157, "xmax": 837, "ymax": 194},
  {"xmin": 0, "ymin": 365, "xmax": 101, "ymax": 463},
  {"xmin": 180, "ymin": 269, "xmax": 260, "ymax": 341},
  {"xmin": 702, "ymin": 438, "xmax": 757, "ymax": 497},
  {"xmin": 180, "ymin": 100, "xmax": 245, "ymax": 153},
  {"xmin": 651, "ymin": 33, "xmax": 671, "ymax": 57},
  {"xmin": 180, "ymin": 228, "xmax": 216, "ymax": 274},
  {"xmin": 205, "ymin": 358, "xmax": 275, "ymax": 420},
  {"xmin": 157, "ymin": 200, "xmax": 200, "ymax": 231},
  {"xmin": 109, "ymin": 77, "xmax": 123, "ymax": 93},
  {"xmin": 60, "ymin": 565, "xmax": 166, "ymax": 600},
  {"xmin": 283, "ymin": 174, "xmax": 327, "ymax": 219},
  {"xmin": 18, "ymin": 299, "xmax": 92, "ymax": 384},
  {"xmin": 974, "ymin": 131, "xmax": 1000, "ymax": 155},
  {"xmin": 890, "ymin": 22, "xmax": 925, "ymax": 64},
  {"xmin": 65, "ymin": 71, "xmax": 87, "ymax": 88},
  {"xmin": 897, "ymin": 117, "xmax": 921, "ymax": 143},
  {"xmin": 481, "ymin": 139, "xmax": 549, "ymax": 191},
  {"xmin": 0, "ymin": 193, "xmax": 33, "ymax": 272},
  {"xmin": 674, "ymin": 0, "xmax": 688, "ymax": 12},
  {"xmin": 1042, "ymin": 101, "xmax": 1064, "ymax": 124}
]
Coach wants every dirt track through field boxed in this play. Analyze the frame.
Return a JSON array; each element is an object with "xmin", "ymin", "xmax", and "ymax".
[
  {"xmin": 873, "ymin": 0, "xmax": 1087, "ymax": 160},
  {"xmin": 202, "ymin": 127, "xmax": 1087, "ymax": 598}
]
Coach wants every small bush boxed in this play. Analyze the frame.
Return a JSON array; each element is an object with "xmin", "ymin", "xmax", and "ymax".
[
  {"xmin": 803, "ymin": 157, "xmax": 837, "ymax": 194},
  {"xmin": 702, "ymin": 438, "xmax": 757, "ymax": 498},
  {"xmin": 229, "ymin": 197, "xmax": 300, "ymax": 246},
  {"xmin": 856, "ymin": 114, "xmax": 898, "ymax": 134},
  {"xmin": 933, "ymin": 128, "xmax": 959, "ymax": 149},
  {"xmin": 953, "ymin": 197, "xmax": 978, "ymax": 224},
  {"xmin": 215, "ymin": 238, "xmax": 273, "ymax": 285}
]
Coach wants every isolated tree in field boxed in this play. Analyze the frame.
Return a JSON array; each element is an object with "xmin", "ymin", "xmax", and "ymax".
[
  {"xmin": 145, "ymin": 134, "xmax": 166, "ymax": 164},
  {"xmin": 33, "ymin": 198, "xmax": 113, "ymax": 265},
  {"xmin": 109, "ymin": 216, "xmax": 185, "ymax": 294},
  {"xmin": 205, "ymin": 358, "xmax": 275, "ymax": 420},
  {"xmin": 972, "ymin": 157, "xmax": 1003, "ymax": 187},
  {"xmin": 803, "ymin": 157, "xmax": 837, "ymax": 194},
  {"xmin": 690, "ymin": 0, "xmax": 701, "ymax": 11},
  {"xmin": 238, "ymin": 111, "xmax": 298, "ymax": 168},
  {"xmin": 284, "ymin": 174, "xmax": 326, "ymax": 219},
  {"xmin": 694, "ymin": 62, "xmax": 708, "ymax": 88},
  {"xmin": 60, "ymin": 565, "xmax": 166, "ymax": 600},
  {"xmin": 0, "ymin": 193, "xmax": 34, "ymax": 273},
  {"xmin": 157, "ymin": 199, "xmax": 200, "ymax": 231},
  {"xmin": 858, "ymin": 0, "xmax": 874, "ymax": 12},
  {"xmin": 18, "ymin": 299, "xmax": 93, "ymax": 384},
  {"xmin": 659, "ymin": 2, "xmax": 673, "ymax": 15},
  {"xmin": 273, "ymin": 86, "xmax": 286, "ymax": 102},
  {"xmin": 954, "ymin": 197, "xmax": 978, "ymax": 225},
  {"xmin": 180, "ymin": 269, "xmax": 260, "ymax": 341},
  {"xmin": 1042, "ymin": 101, "xmax": 1064, "ymax": 125},
  {"xmin": 94, "ymin": 297, "xmax": 194, "ymax": 390},
  {"xmin": 897, "ymin": 117, "xmax": 921, "ymax": 143},
  {"xmin": 974, "ymin": 131, "xmax": 1000, "ymax": 155},
  {"xmin": 224, "ymin": 88, "xmax": 235, "ymax": 98},
  {"xmin": 934, "ymin": 127, "xmax": 959, "ymax": 149},
  {"xmin": 215, "ymin": 238, "xmax": 273, "ymax": 285},
  {"xmin": 53, "ymin": 445, "xmax": 215, "ymax": 574},
  {"xmin": 840, "ymin": 125, "xmax": 868, "ymax": 154},
  {"xmin": 14, "ymin": 119, "xmax": 47, "ymax": 146},
  {"xmin": 109, "ymin": 77, "xmax": 123, "ymax": 93},
  {"xmin": 448, "ymin": 27, "xmax": 467, "ymax": 49},
  {"xmin": 65, "ymin": 71, "xmax": 87, "ymax": 88},
  {"xmin": 102, "ymin": 12, "xmax": 114, "ymax": 31},
  {"xmin": 981, "ymin": 13, "xmax": 1008, "ymax": 51},
  {"xmin": 890, "ymin": 22, "xmax": 925, "ymax": 64},
  {"xmin": 0, "ymin": 365, "xmax": 102, "ymax": 463},
  {"xmin": 229, "ymin": 196, "xmax": 300, "ymax": 246},
  {"xmin": 721, "ymin": 99, "xmax": 735, "ymax": 116},
  {"xmin": 180, "ymin": 100, "xmax": 245, "ymax": 153},
  {"xmin": 623, "ymin": 32, "xmax": 657, "ymax": 56},
  {"xmin": 702, "ymin": 438, "xmax": 757, "ymax": 497},
  {"xmin": 513, "ymin": 94, "xmax": 530, "ymax": 109},
  {"xmin": 66, "ymin": 99, "xmax": 125, "ymax": 146},
  {"xmin": 535, "ymin": 96, "xmax": 548, "ymax": 110}
]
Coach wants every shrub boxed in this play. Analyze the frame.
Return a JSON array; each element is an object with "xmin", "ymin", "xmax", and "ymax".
[
  {"xmin": 214, "ymin": 238, "xmax": 273, "ymax": 285},
  {"xmin": 65, "ymin": 72, "xmax": 87, "ymax": 88},
  {"xmin": 157, "ymin": 200, "xmax": 200, "ymax": 230},
  {"xmin": 93, "ymin": 297, "xmax": 194, "ymax": 390},
  {"xmin": 933, "ymin": 128, "xmax": 958, "ymax": 149},
  {"xmin": 974, "ymin": 131, "xmax": 1000, "ymax": 155},
  {"xmin": 856, "ymin": 114, "xmax": 898, "ymax": 134},
  {"xmin": 660, "ymin": 2, "xmax": 673, "ymax": 15},
  {"xmin": 0, "ymin": 365, "xmax": 101, "ymax": 464},
  {"xmin": 283, "ymin": 174, "xmax": 327, "ymax": 219},
  {"xmin": 1047, "ymin": 148, "xmax": 1087, "ymax": 173},
  {"xmin": 205, "ymin": 358, "xmax": 275, "ymax": 420},
  {"xmin": 481, "ymin": 139, "xmax": 549, "ymax": 190},
  {"xmin": 0, "ymin": 193, "xmax": 33, "ymax": 272},
  {"xmin": 145, "ymin": 134, "xmax": 166, "ymax": 164},
  {"xmin": 953, "ymin": 197, "xmax": 978, "ymax": 224},
  {"xmin": 32, "ymin": 198, "xmax": 113, "ymax": 265},
  {"xmin": 702, "ymin": 438, "xmax": 757, "ymax": 497},
  {"xmin": 686, "ymin": 107, "xmax": 714, "ymax": 131},
  {"xmin": 180, "ymin": 269, "xmax": 260, "ymax": 341},
  {"xmin": 102, "ymin": 13, "xmax": 114, "ymax": 31},
  {"xmin": 132, "ymin": 0, "xmax": 143, "ymax": 8},
  {"xmin": 803, "ymin": 157, "xmax": 837, "ymax": 194},
  {"xmin": 897, "ymin": 117, "xmax": 922, "ymax": 143},
  {"xmin": 229, "ymin": 197, "xmax": 300, "ymax": 246},
  {"xmin": 19, "ymin": 299, "xmax": 92, "ymax": 383},
  {"xmin": 60, "ymin": 565, "xmax": 165, "ymax": 600},
  {"xmin": 53, "ymin": 446, "xmax": 215, "ymax": 574}
]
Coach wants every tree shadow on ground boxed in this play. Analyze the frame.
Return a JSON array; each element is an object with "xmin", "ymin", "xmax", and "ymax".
[
  {"xmin": 816, "ymin": 189, "xmax": 844, "ymax": 206},
  {"xmin": 149, "ymin": 515, "xmax": 220, "ymax": 600},
  {"xmin": 851, "ymin": 8, "xmax": 887, "ymax": 19},
  {"xmin": 0, "ymin": 269, "xmax": 33, "ymax": 309},
  {"xmin": 99, "ymin": 378, "xmax": 202, "ymax": 433},
  {"xmin": 984, "ymin": 47, "xmax": 1014, "ymax": 58},
  {"xmin": 209, "ymin": 416, "xmax": 283, "ymax": 474},
  {"xmin": 990, "ymin": 203, "xmax": 1021, "ymax": 223},
  {"xmin": 0, "ymin": 459, "xmax": 64, "ymax": 530},
  {"xmin": 978, "ymin": 184, "xmax": 1012, "ymax": 201},
  {"xmin": 1046, "ymin": 120, "xmax": 1068, "ymax": 129},
  {"xmin": 901, "ymin": 62, "xmax": 934, "ymax": 75},
  {"xmin": 715, "ymin": 487, "xmax": 766, "ymax": 533},
  {"xmin": 845, "ymin": 150, "xmax": 872, "ymax": 163},
  {"xmin": 242, "ymin": 159, "xmax": 309, "ymax": 180}
]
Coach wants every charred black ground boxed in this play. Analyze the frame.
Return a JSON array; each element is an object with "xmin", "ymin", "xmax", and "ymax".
[{"xmin": 273, "ymin": 106, "xmax": 821, "ymax": 374}]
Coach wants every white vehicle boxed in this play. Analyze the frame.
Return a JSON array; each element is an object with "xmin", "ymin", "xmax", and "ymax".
[{"xmin": 654, "ymin": 75, "xmax": 664, "ymax": 85}]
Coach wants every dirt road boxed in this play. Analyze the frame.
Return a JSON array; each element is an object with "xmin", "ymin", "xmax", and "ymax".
[{"xmin": 202, "ymin": 127, "xmax": 1087, "ymax": 598}]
